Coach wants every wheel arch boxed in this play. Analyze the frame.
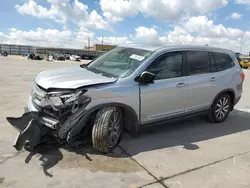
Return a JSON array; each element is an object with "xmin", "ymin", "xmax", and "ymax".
[
  {"xmin": 212, "ymin": 89, "xmax": 236, "ymax": 111},
  {"xmin": 85, "ymin": 102, "xmax": 140, "ymax": 133}
]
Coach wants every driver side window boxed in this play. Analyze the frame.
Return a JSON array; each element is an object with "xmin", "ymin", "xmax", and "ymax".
[{"xmin": 145, "ymin": 51, "xmax": 183, "ymax": 80}]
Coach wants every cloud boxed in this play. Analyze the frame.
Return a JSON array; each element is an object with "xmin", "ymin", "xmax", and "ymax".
[
  {"xmin": 15, "ymin": 0, "xmax": 54, "ymax": 19},
  {"xmin": 176, "ymin": 0, "xmax": 228, "ymax": 15},
  {"xmin": 100, "ymin": 0, "xmax": 228, "ymax": 22},
  {"xmin": 159, "ymin": 26, "xmax": 243, "ymax": 53},
  {"xmin": 15, "ymin": 0, "xmax": 111, "ymax": 30},
  {"xmin": 0, "ymin": 27, "xmax": 130, "ymax": 48},
  {"xmin": 100, "ymin": 0, "xmax": 138, "ymax": 23},
  {"xmin": 2, "ymin": 28, "xmax": 73, "ymax": 47},
  {"xmin": 183, "ymin": 16, "xmax": 243, "ymax": 39},
  {"xmin": 157, "ymin": 16, "xmax": 247, "ymax": 53},
  {"xmin": 235, "ymin": 0, "xmax": 250, "ymax": 6},
  {"xmin": 135, "ymin": 27, "xmax": 159, "ymax": 42},
  {"xmin": 231, "ymin": 12, "xmax": 243, "ymax": 20}
]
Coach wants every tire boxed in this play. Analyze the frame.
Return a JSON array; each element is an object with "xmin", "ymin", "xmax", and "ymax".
[
  {"xmin": 92, "ymin": 107, "xmax": 124, "ymax": 153},
  {"xmin": 207, "ymin": 93, "xmax": 232, "ymax": 123}
]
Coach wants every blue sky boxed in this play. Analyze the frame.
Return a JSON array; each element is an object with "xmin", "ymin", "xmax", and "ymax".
[{"xmin": 0, "ymin": 0, "xmax": 250, "ymax": 53}]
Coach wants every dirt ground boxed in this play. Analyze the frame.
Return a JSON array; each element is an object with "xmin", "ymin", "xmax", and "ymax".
[{"xmin": 1, "ymin": 55, "xmax": 250, "ymax": 188}]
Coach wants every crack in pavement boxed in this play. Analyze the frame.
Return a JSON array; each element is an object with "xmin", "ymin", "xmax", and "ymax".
[
  {"xmin": 73, "ymin": 154, "xmax": 81, "ymax": 168},
  {"xmin": 118, "ymin": 145, "xmax": 169, "ymax": 188},
  {"xmin": 140, "ymin": 150, "xmax": 250, "ymax": 187},
  {"xmin": 0, "ymin": 151, "xmax": 25, "ymax": 164}
]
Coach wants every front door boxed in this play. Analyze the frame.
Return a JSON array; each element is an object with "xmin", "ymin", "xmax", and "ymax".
[{"xmin": 140, "ymin": 51, "xmax": 187, "ymax": 124}]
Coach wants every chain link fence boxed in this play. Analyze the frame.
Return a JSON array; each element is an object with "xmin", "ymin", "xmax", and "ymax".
[{"xmin": 0, "ymin": 44, "xmax": 104, "ymax": 58}]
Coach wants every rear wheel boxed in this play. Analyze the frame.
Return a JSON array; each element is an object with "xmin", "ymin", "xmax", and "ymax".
[
  {"xmin": 92, "ymin": 107, "xmax": 124, "ymax": 153},
  {"xmin": 207, "ymin": 93, "xmax": 232, "ymax": 123}
]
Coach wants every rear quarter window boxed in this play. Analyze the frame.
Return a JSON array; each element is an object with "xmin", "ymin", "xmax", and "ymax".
[{"xmin": 212, "ymin": 52, "xmax": 235, "ymax": 71}]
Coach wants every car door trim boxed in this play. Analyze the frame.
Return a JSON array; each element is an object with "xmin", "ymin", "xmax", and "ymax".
[
  {"xmin": 148, "ymin": 109, "xmax": 186, "ymax": 119},
  {"xmin": 142, "ymin": 109, "xmax": 209, "ymax": 128}
]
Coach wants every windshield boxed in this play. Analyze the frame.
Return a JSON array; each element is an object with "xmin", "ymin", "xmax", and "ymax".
[{"xmin": 85, "ymin": 47, "xmax": 154, "ymax": 78}]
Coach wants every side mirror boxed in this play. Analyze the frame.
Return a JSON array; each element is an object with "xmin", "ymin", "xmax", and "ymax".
[{"xmin": 135, "ymin": 71, "xmax": 155, "ymax": 84}]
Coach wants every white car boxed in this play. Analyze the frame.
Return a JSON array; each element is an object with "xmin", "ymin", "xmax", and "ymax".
[{"xmin": 70, "ymin": 55, "xmax": 81, "ymax": 61}]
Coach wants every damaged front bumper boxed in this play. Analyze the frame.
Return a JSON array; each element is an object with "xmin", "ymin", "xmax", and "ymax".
[
  {"xmin": 7, "ymin": 84, "xmax": 92, "ymax": 151},
  {"xmin": 7, "ymin": 112, "xmax": 54, "ymax": 151}
]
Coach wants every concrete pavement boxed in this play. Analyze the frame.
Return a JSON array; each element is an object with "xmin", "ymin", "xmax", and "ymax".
[{"xmin": 0, "ymin": 56, "xmax": 250, "ymax": 188}]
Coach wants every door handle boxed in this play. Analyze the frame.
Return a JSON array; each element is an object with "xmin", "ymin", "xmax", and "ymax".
[
  {"xmin": 210, "ymin": 77, "xmax": 216, "ymax": 81},
  {"xmin": 176, "ymin": 83, "xmax": 186, "ymax": 88}
]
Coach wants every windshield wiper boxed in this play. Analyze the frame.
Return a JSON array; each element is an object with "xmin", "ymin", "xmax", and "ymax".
[
  {"xmin": 80, "ymin": 65, "xmax": 116, "ymax": 78},
  {"xmin": 80, "ymin": 64, "xmax": 89, "ymax": 69}
]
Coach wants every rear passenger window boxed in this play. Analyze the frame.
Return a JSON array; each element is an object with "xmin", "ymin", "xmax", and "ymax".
[
  {"xmin": 212, "ymin": 52, "xmax": 235, "ymax": 71},
  {"xmin": 186, "ymin": 51, "xmax": 210, "ymax": 75}
]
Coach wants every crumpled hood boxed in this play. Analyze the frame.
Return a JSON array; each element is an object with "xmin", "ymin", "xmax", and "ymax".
[{"xmin": 35, "ymin": 65, "xmax": 117, "ymax": 89}]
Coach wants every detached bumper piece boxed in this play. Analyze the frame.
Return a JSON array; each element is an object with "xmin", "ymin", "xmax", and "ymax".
[
  {"xmin": 6, "ymin": 112, "xmax": 53, "ymax": 151},
  {"xmin": 6, "ymin": 92, "xmax": 92, "ymax": 151}
]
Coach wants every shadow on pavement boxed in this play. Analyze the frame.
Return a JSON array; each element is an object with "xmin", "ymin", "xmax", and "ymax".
[
  {"xmin": 121, "ymin": 109, "xmax": 250, "ymax": 155},
  {"xmin": 24, "ymin": 141, "xmax": 63, "ymax": 177},
  {"xmin": 23, "ymin": 109, "xmax": 250, "ymax": 176}
]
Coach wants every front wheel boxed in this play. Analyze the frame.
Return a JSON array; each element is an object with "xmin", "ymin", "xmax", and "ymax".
[
  {"xmin": 207, "ymin": 93, "xmax": 232, "ymax": 123},
  {"xmin": 92, "ymin": 107, "xmax": 124, "ymax": 153}
]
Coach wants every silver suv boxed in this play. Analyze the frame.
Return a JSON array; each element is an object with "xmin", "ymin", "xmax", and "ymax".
[{"xmin": 7, "ymin": 44, "xmax": 245, "ymax": 153}]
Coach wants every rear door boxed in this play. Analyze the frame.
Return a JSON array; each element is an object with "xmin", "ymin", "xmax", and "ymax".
[{"xmin": 185, "ymin": 50, "xmax": 219, "ymax": 112}]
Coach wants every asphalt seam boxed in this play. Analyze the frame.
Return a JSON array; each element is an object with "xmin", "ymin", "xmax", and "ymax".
[
  {"xmin": 0, "ymin": 151, "xmax": 24, "ymax": 164},
  {"xmin": 140, "ymin": 150, "xmax": 250, "ymax": 187},
  {"xmin": 73, "ymin": 154, "xmax": 81, "ymax": 168},
  {"xmin": 118, "ymin": 145, "xmax": 168, "ymax": 188}
]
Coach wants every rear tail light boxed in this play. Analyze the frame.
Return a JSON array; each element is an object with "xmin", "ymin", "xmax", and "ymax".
[{"xmin": 240, "ymin": 71, "xmax": 245, "ymax": 81}]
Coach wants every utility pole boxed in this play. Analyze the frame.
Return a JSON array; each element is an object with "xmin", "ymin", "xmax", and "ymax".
[
  {"xmin": 240, "ymin": 35, "xmax": 243, "ymax": 54},
  {"xmin": 0, "ymin": 37, "xmax": 2, "ymax": 53},
  {"xmin": 88, "ymin": 37, "xmax": 90, "ymax": 50},
  {"xmin": 102, "ymin": 36, "xmax": 104, "ymax": 51}
]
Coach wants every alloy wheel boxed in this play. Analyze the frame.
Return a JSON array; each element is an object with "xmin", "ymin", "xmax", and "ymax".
[
  {"xmin": 215, "ymin": 96, "xmax": 230, "ymax": 120},
  {"xmin": 108, "ymin": 111, "xmax": 122, "ymax": 147}
]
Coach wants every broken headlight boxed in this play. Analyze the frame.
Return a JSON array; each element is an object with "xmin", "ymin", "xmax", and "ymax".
[{"xmin": 44, "ymin": 90, "xmax": 86, "ymax": 109}]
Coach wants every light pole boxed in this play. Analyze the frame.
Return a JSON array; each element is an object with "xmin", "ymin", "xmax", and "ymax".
[
  {"xmin": 102, "ymin": 36, "xmax": 103, "ymax": 51},
  {"xmin": 0, "ymin": 37, "xmax": 2, "ymax": 53},
  {"xmin": 240, "ymin": 35, "xmax": 243, "ymax": 54}
]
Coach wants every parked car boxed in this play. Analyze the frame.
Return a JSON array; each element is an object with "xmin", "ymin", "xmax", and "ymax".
[
  {"xmin": 64, "ymin": 53, "xmax": 71, "ymax": 60},
  {"xmin": 7, "ymin": 44, "xmax": 244, "ymax": 153},
  {"xmin": 1, "ymin": 51, "xmax": 8, "ymax": 57},
  {"xmin": 81, "ymin": 55, "xmax": 90, "ymax": 60},
  {"xmin": 23, "ymin": 53, "xmax": 30, "ymax": 57},
  {"xmin": 44, "ymin": 54, "xmax": 54, "ymax": 61},
  {"xmin": 27, "ymin": 53, "xmax": 43, "ymax": 60},
  {"xmin": 55, "ymin": 54, "xmax": 66, "ymax": 61},
  {"xmin": 238, "ymin": 56, "xmax": 250, "ymax": 69},
  {"xmin": 70, "ymin": 55, "xmax": 81, "ymax": 61}
]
